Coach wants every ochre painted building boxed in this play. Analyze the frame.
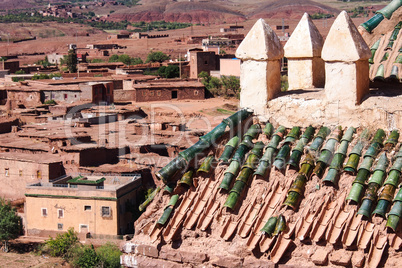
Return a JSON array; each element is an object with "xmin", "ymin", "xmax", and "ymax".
[{"xmin": 25, "ymin": 174, "xmax": 142, "ymax": 238}]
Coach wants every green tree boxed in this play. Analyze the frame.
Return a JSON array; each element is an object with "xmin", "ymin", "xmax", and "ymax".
[
  {"xmin": 108, "ymin": 54, "xmax": 120, "ymax": 62},
  {"xmin": 221, "ymin": 75, "xmax": 240, "ymax": 96},
  {"xmin": 165, "ymin": 65, "xmax": 180, "ymax": 78},
  {"xmin": 145, "ymin": 51, "xmax": 170, "ymax": 63},
  {"xmin": 118, "ymin": 54, "xmax": 132, "ymax": 65},
  {"xmin": 157, "ymin": 66, "xmax": 167, "ymax": 77},
  {"xmin": 96, "ymin": 242, "xmax": 122, "ymax": 268},
  {"xmin": 208, "ymin": 77, "xmax": 223, "ymax": 96},
  {"xmin": 198, "ymin": 71, "xmax": 211, "ymax": 87},
  {"xmin": 66, "ymin": 49, "xmax": 78, "ymax": 73},
  {"xmin": 130, "ymin": 57, "xmax": 143, "ymax": 65},
  {"xmin": 0, "ymin": 198, "xmax": 22, "ymax": 252},
  {"xmin": 157, "ymin": 65, "xmax": 180, "ymax": 78}
]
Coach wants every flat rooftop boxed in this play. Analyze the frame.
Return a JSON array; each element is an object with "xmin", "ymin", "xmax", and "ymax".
[{"xmin": 0, "ymin": 152, "xmax": 62, "ymax": 164}]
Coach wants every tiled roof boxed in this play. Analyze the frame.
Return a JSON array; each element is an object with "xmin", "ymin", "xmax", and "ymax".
[{"xmin": 135, "ymin": 122, "xmax": 402, "ymax": 267}]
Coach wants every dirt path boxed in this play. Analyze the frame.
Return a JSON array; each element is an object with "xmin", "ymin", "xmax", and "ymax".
[{"xmin": 0, "ymin": 251, "xmax": 66, "ymax": 268}]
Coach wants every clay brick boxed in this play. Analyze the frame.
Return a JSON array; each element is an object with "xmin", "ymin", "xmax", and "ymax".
[
  {"xmin": 136, "ymin": 244, "xmax": 159, "ymax": 258},
  {"xmin": 311, "ymin": 248, "xmax": 328, "ymax": 266},
  {"xmin": 134, "ymin": 255, "xmax": 183, "ymax": 268},
  {"xmin": 210, "ymin": 255, "xmax": 243, "ymax": 268},
  {"xmin": 329, "ymin": 249, "xmax": 352, "ymax": 267},
  {"xmin": 243, "ymin": 257, "xmax": 275, "ymax": 268},
  {"xmin": 278, "ymin": 265, "xmax": 316, "ymax": 268},
  {"xmin": 351, "ymin": 251, "xmax": 365, "ymax": 268},
  {"xmin": 159, "ymin": 248, "xmax": 182, "ymax": 263},
  {"xmin": 181, "ymin": 250, "xmax": 208, "ymax": 264},
  {"xmin": 122, "ymin": 242, "xmax": 137, "ymax": 254}
]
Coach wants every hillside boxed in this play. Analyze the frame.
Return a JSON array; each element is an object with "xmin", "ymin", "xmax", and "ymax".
[
  {"xmin": 107, "ymin": 1, "xmax": 246, "ymax": 24},
  {"xmin": 249, "ymin": 0, "xmax": 340, "ymax": 19},
  {"xmin": 107, "ymin": 0, "xmax": 338, "ymax": 23},
  {"xmin": 0, "ymin": 0, "xmax": 385, "ymax": 24}
]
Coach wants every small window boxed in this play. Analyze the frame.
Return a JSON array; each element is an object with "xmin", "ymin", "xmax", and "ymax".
[
  {"xmin": 71, "ymin": 160, "xmax": 75, "ymax": 165},
  {"xmin": 5, "ymin": 168, "xmax": 9, "ymax": 177},
  {"xmin": 101, "ymin": 206, "xmax": 111, "ymax": 217},
  {"xmin": 204, "ymin": 60, "xmax": 208, "ymax": 65},
  {"xmin": 157, "ymin": 90, "xmax": 161, "ymax": 96},
  {"xmin": 19, "ymin": 170, "xmax": 22, "ymax": 176},
  {"xmin": 36, "ymin": 170, "xmax": 41, "ymax": 179},
  {"xmin": 194, "ymin": 90, "xmax": 199, "ymax": 96},
  {"xmin": 58, "ymin": 223, "xmax": 63, "ymax": 230},
  {"xmin": 149, "ymin": 91, "xmax": 154, "ymax": 96},
  {"xmin": 79, "ymin": 224, "xmax": 88, "ymax": 233},
  {"xmin": 64, "ymin": 94, "xmax": 67, "ymax": 100},
  {"xmin": 41, "ymin": 208, "xmax": 48, "ymax": 217},
  {"xmin": 84, "ymin": 205, "xmax": 92, "ymax": 211},
  {"xmin": 58, "ymin": 209, "xmax": 64, "ymax": 218},
  {"xmin": 142, "ymin": 91, "xmax": 147, "ymax": 96}
]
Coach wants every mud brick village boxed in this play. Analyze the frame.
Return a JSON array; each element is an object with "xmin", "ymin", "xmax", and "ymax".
[{"xmin": 1, "ymin": 0, "xmax": 402, "ymax": 267}]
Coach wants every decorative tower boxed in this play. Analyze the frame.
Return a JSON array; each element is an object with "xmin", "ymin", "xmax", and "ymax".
[
  {"xmin": 236, "ymin": 19, "xmax": 284, "ymax": 117},
  {"xmin": 284, "ymin": 13, "xmax": 325, "ymax": 90},
  {"xmin": 322, "ymin": 11, "xmax": 371, "ymax": 106}
]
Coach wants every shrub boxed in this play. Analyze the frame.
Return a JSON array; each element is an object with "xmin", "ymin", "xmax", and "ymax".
[
  {"xmin": 68, "ymin": 244, "xmax": 100, "ymax": 268},
  {"xmin": 44, "ymin": 100, "xmax": 57, "ymax": 105},
  {"xmin": 109, "ymin": 54, "xmax": 143, "ymax": 65},
  {"xmin": 88, "ymin": 58, "xmax": 105, "ymax": 63},
  {"xmin": 221, "ymin": 75, "xmax": 240, "ymax": 97},
  {"xmin": 12, "ymin": 77, "xmax": 24, "ymax": 82},
  {"xmin": 96, "ymin": 242, "xmax": 122, "ymax": 268},
  {"xmin": 281, "ymin": 75, "xmax": 289, "ymax": 91},
  {"xmin": 15, "ymin": 69, "xmax": 25, "ymax": 74},
  {"xmin": 32, "ymin": 73, "xmax": 62, "ymax": 80},
  {"xmin": 44, "ymin": 228, "xmax": 78, "ymax": 257},
  {"xmin": 35, "ymin": 56, "xmax": 52, "ymax": 67}
]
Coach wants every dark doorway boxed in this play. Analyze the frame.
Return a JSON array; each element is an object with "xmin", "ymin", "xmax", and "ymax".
[{"xmin": 172, "ymin": 90, "xmax": 178, "ymax": 99}]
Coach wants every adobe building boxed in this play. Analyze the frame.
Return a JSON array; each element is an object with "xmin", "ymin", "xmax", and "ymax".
[
  {"xmin": 0, "ymin": 152, "xmax": 64, "ymax": 200},
  {"xmin": 80, "ymin": 82, "xmax": 114, "ymax": 104},
  {"xmin": 25, "ymin": 174, "xmax": 142, "ymax": 238},
  {"xmin": 6, "ymin": 86, "xmax": 43, "ymax": 109},
  {"xmin": 115, "ymin": 80, "xmax": 205, "ymax": 102},
  {"xmin": 188, "ymin": 50, "xmax": 219, "ymax": 79},
  {"xmin": 0, "ymin": 60, "xmax": 20, "ymax": 73}
]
